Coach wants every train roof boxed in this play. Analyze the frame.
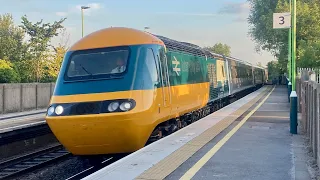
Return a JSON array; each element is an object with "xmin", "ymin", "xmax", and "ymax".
[
  {"xmin": 154, "ymin": 34, "xmax": 223, "ymax": 59},
  {"xmin": 68, "ymin": 27, "xmax": 264, "ymax": 69},
  {"xmin": 69, "ymin": 27, "xmax": 164, "ymax": 51},
  {"xmin": 225, "ymin": 56, "xmax": 253, "ymax": 66},
  {"xmin": 153, "ymin": 34, "xmax": 264, "ymax": 69}
]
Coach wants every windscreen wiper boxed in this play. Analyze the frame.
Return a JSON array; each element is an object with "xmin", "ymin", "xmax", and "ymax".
[{"xmin": 79, "ymin": 64, "xmax": 92, "ymax": 76}]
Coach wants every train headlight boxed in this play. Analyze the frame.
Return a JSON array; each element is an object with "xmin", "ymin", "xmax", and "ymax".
[
  {"xmin": 120, "ymin": 102, "xmax": 132, "ymax": 111},
  {"xmin": 108, "ymin": 102, "xmax": 119, "ymax": 112},
  {"xmin": 55, "ymin": 105, "xmax": 64, "ymax": 115},
  {"xmin": 47, "ymin": 106, "xmax": 55, "ymax": 116}
]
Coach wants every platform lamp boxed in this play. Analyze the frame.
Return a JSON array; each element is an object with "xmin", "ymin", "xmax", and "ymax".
[
  {"xmin": 81, "ymin": 6, "xmax": 90, "ymax": 37},
  {"xmin": 144, "ymin": 26, "xmax": 150, "ymax": 32}
]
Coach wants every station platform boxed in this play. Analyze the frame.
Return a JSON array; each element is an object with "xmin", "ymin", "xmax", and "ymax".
[
  {"xmin": 83, "ymin": 85, "xmax": 313, "ymax": 180},
  {"xmin": 0, "ymin": 109, "xmax": 46, "ymax": 133}
]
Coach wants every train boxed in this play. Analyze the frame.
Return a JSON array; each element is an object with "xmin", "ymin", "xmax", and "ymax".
[{"xmin": 45, "ymin": 27, "xmax": 267, "ymax": 156}]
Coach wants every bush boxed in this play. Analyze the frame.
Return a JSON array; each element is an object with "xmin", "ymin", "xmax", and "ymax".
[{"xmin": 0, "ymin": 59, "xmax": 21, "ymax": 83}]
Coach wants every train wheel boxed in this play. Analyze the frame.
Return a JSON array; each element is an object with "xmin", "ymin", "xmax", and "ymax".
[
  {"xmin": 207, "ymin": 107, "xmax": 211, "ymax": 115},
  {"xmin": 191, "ymin": 113, "xmax": 197, "ymax": 123}
]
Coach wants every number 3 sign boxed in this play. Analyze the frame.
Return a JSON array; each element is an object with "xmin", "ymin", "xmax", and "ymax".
[{"xmin": 273, "ymin": 12, "xmax": 291, "ymax": 29}]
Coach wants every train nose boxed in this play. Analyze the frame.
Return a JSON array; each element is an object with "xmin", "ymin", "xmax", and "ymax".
[{"xmin": 45, "ymin": 112, "xmax": 154, "ymax": 155}]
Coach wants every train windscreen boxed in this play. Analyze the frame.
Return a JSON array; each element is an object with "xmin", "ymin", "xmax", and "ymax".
[{"xmin": 64, "ymin": 46, "xmax": 130, "ymax": 81}]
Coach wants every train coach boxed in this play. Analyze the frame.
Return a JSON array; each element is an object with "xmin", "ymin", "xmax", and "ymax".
[{"xmin": 45, "ymin": 27, "xmax": 266, "ymax": 156}]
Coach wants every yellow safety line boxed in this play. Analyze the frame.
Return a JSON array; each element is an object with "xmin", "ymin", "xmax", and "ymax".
[{"xmin": 179, "ymin": 86, "xmax": 276, "ymax": 180}]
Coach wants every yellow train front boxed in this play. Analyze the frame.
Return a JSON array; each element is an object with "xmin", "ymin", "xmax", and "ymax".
[
  {"xmin": 46, "ymin": 27, "xmax": 174, "ymax": 155},
  {"xmin": 46, "ymin": 28, "xmax": 208, "ymax": 155}
]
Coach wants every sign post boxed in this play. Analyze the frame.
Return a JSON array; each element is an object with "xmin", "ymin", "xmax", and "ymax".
[
  {"xmin": 290, "ymin": 0, "xmax": 298, "ymax": 134},
  {"xmin": 273, "ymin": 2, "xmax": 297, "ymax": 134}
]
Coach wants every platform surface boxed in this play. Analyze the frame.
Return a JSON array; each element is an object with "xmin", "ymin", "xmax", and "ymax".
[
  {"xmin": 84, "ymin": 86, "xmax": 312, "ymax": 180},
  {"xmin": 166, "ymin": 86, "xmax": 298, "ymax": 180},
  {"xmin": 0, "ymin": 109, "xmax": 46, "ymax": 133}
]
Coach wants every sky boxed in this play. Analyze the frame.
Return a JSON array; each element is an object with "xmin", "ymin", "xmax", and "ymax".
[{"xmin": 2, "ymin": 0, "xmax": 276, "ymax": 66}]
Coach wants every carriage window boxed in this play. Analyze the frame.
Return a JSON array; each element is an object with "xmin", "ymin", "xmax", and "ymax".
[{"xmin": 65, "ymin": 47, "xmax": 129, "ymax": 81}]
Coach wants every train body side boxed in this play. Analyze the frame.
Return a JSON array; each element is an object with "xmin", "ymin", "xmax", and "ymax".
[
  {"xmin": 165, "ymin": 50, "xmax": 229, "ymax": 108},
  {"xmin": 226, "ymin": 58, "xmax": 254, "ymax": 95},
  {"xmin": 253, "ymin": 66, "xmax": 264, "ymax": 85}
]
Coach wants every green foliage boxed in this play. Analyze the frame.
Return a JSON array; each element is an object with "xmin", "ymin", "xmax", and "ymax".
[
  {"xmin": 204, "ymin": 43, "xmax": 231, "ymax": 56},
  {"xmin": 0, "ymin": 59, "xmax": 20, "ymax": 83},
  {"xmin": 42, "ymin": 46, "xmax": 67, "ymax": 82},
  {"xmin": 267, "ymin": 61, "xmax": 281, "ymax": 80},
  {"xmin": 0, "ymin": 13, "xmax": 27, "ymax": 62},
  {"xmin": 248, "ymin": 0, "xmax": 320, "ymax": 69},
  {"xmin": 20, "ymin": 15, "xmax": 66, "ymax": 60},
  {"xmin": 257, "ymin": 62, "xmax": 263, "ymax": 67},
  {"xmin": 297, "ymin": 40, "xmax": 320, "ymax": 68},
  {"xmin": 19, "ymin": 15, "xmax": 66, "ymax": 82},
  {"xmin": 0, "ymin": 13, "xmax": 69, "ymax": 83},
  {"xmin": 248, "ymin": 0, "xmax": 280, "ymax": 55}
]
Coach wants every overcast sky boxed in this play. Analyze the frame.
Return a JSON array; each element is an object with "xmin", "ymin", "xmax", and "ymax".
[{"xmin": 2, "ymin": 0, "xmax": 276, "ymax": 66}]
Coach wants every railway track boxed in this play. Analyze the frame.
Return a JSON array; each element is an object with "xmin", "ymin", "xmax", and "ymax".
[
  {"xmin": 66, "ymin": 154, "xmax": 127, "ymax": 180},
  {"xmin": 0, "ymin": 144, "xmax": 71, "ymax": 180}
]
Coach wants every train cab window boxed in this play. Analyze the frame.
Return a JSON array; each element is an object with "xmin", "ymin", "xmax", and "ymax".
[
  {"xmin": 65, "ymin": 47, "xmax": 129, "ymax": 81},
  {"xmin": 145, "ymin": 48, "xmax": 159, "ymax": 83}
]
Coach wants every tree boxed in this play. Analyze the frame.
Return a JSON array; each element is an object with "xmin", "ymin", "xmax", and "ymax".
[
  {"xmin": 204, "ymin": 43, "xmax": 231, "ymax": 56},
  {"xmin": 267, "ymin": 61, "xmax": 281, "ymax": 80},
  {"xmin": 257, "ymin": 62, "xmax": 263, "ymax": 67},
  {"xmin": 19, "ymin": 15, "xmax": 66, "ymax": 82},
  {"xmin": 0, "ymin": 13, "xmax": 26, "ymax": 62},
  {"xmin": 247, "ymin": 0, "xmax": 320, "ymax": 69},
  {"xmin": 0, "ymin": 59, "xmax": 20, "ymax": 83},
  {"xmin": 42, "ymin": 28, "xmax": 70, "ymax": 82},
  {"xmin": 297, "ymin": 40, "xmax": 320, "ymax": 68}
]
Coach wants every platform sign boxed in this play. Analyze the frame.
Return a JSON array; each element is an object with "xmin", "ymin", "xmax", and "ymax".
[{"xmin": 273, "ymin": 13, "xmax": 291, "ymax": 29}]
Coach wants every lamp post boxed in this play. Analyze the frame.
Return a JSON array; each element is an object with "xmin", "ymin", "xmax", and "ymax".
[
  {"xmin": 81, "ymin": 6, "xmax": 90, "ymax": 37},
  {"xmin": 144, "ymin": 26, "xmax": 150, "ymax": 32}
]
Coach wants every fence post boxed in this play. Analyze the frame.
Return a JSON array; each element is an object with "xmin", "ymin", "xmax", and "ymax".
[
  {"xmin": 316, "ymin": 83, "xmax": 320, "ymax": 165},
  {"xmin": 312, "ymin": 82, "xmax": 317, "ymax": 159},
  {"xmin": 297, "ymin": 78, "xmax": 301, "ymax": 112},
  {"xmin": 308, "ymin": 83, "xmax": 312, "ymax": 142},
  {"xmin": 301, "ymin": 82, "xmax": 306, "ymax": 132}
]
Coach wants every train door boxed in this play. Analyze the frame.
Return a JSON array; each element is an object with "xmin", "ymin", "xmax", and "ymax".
[
  {"xmin": 157, "ymin": 47, "xmax": 172, "ymax": 110},
  {"xmin": 224, "ymin": 58, "xmax": 231, "ymax": 96},
  {"xmin": 252, "ymin": 67, "xmax": 256, "ymax": 85},
  {"xmin": 225, "ymin": 57, "xmax": 232, "ymax": 95}
]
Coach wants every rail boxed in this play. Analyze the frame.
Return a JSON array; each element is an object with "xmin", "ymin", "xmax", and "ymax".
[{"xmin": 0, "ymin": 144, "xmax": 70, "ymax": 179}]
